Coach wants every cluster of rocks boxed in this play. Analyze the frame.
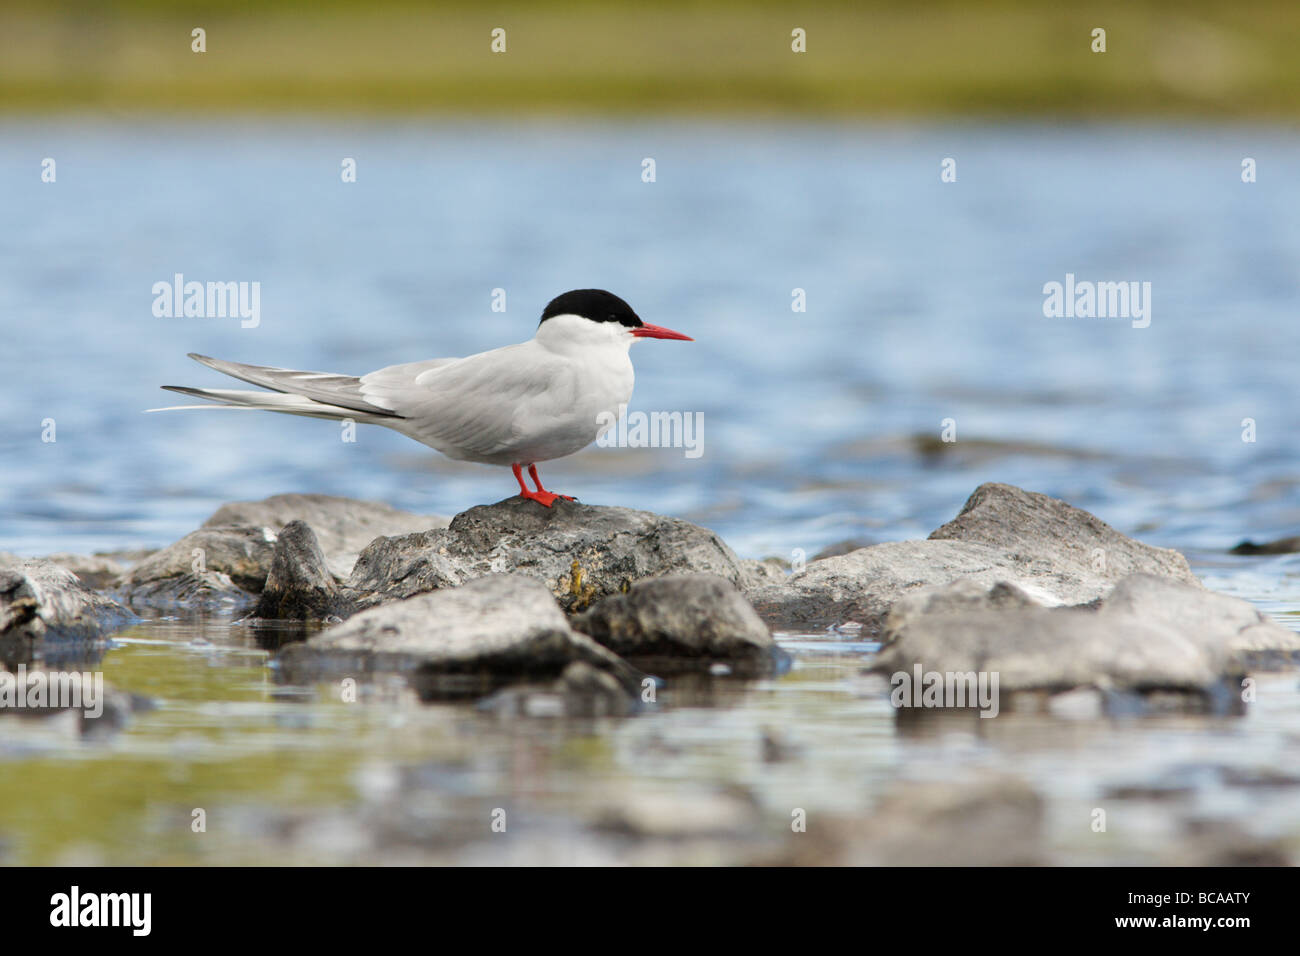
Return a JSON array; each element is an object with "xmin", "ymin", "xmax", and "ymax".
[
  {"xmin": 4, "ymin": 482, "xmax": 1299, "ymax": 715},
  {"xmin": 116, "ymin": 493, "xmax": 452, "ymax": 608},
  {"xmin": 747, "ymin": 482, "xmax": 1201, "ymax": 631},
  {"xmin": 264, "ymin": 498, "xmax": 787, "ymax": 705}
]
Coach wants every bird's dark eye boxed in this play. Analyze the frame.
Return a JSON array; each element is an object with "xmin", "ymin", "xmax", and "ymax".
[{"xmin": 608, "ymin": 314, "xmax": 618, "ymax": 322}]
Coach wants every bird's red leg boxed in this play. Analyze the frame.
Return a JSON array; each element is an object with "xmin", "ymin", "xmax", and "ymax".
[
  {"xmin": 529, "ymin": 464, "xmax": 576, "ymax": 503},
  {"xmin": 512, "ymin": 462, "xmax": 563, "ymax": 508}
]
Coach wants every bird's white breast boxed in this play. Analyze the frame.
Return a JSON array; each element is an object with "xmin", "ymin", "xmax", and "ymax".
[{"xmin": 507, "ymin": 342, "xmax": 634, "ymax": 464}]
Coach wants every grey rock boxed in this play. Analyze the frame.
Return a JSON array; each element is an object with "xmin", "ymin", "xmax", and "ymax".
[
  {"xmin": 739, "ymin": 557, "xmax": 789, "ymax": 586},
  {"xmin": 203, "ymin": 493, "xmax": 448, "ymax": 578},
  {"xmin": 883, "ymin": 577, "xmax": 1051, "ymax": 619},
  {"xmin": 872, "ymin": 573, "xmax": 1300, "ymax": 704},
  {"xmin": 120, "ymin": 526, "xmax": 279, "ymax": 609},
  {"xmin": 746, "ymin": 538, "xmax": 1066, "ymax": 634},
  {"xmin": 0, "ymin": 551, "xmax": 140, "ymax": 591},
  {"xmin": 929, "ymin": 482, "xmax": 1198, "ymax": 584},
  {"xmin": 252, "ymin": 521, "xmax": 357, "ymax": 621},
  {"xmin": 746, "ymin": 482, "xmax": 1201, "ymax": 632},
  {"xmin": 277, "ymin": 573, "xmax": 642, "ymax": 699},
  {"xmin": 348, "ymin": 496, "xmax": 747, "ymax": 614},
  {"xmin": 1101, "ymin": 573, "xmax": 1300, "ymax": 669},
  {"xmin": 877, "ymin": 604, "xmax": 1194, "ymax": 692},
  {"xmin": 0, "ymin": 560, "xmax": 133, "ymax": 659},
  {"xmin": 572, "ymin": 574, "xmax": 784, "ymax": 674}
]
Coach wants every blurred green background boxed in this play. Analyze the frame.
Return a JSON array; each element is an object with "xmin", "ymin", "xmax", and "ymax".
[{"xmin": 2, "ymin": 0, "xmax": 1299, "ymax": 116}]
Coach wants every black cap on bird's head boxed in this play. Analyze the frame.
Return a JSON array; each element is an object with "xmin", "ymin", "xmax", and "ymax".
[
  {"xmin": 539, "ymin": 289, "xmax": 692, "ymax": 341},
  {"xmin": 540, "ymin": 289, "xmax": 641, "ymax": 328}
]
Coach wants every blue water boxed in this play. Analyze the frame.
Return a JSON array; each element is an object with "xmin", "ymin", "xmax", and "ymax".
[{"xmin": 2, "ymin": 119, "xmax": 1298, "ymax": 601}]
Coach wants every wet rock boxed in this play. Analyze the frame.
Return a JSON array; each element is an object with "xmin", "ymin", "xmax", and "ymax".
[
  {"xmin": 0, "ymin": 560, "xmax": 133, "ymax": 660},
  {"xmin": 872, "ymin": 573, "xmax": 1300, "ymax": 705},
  {"xmin": 120, "ymin": 526, "xmax": 278, "ymax": 609},
  {"xmin": 252, "ymin": 521, "xmax": 358, "ymax": 621},
  {"xmin": 203, "ymin": 493, "xmax": 448, "ymax": 578},
  {"xmin": 1230, "ymin": 535, "xmax": 1300, "ymax": 555},
  {"xmin": 121, "ymin": 494, "xmax": 449, "ymax": 610},
  {"xmin": 572, "ymin": 574, "xmax": 785, "ymax": 674},
  {"xmin": 348, "ymin": 496, "xmax": 747, "ymax": 614},
  {"xmin": 477, "ymin": 661, "xmax": 640, "ymax": 718},
  {"xmin": 277, "ymin": 573, "xmax": 642, "ymax": 698},
  {"xmin": 746, "ymin": 482, "xmax": 1201, "ymax": 632}
]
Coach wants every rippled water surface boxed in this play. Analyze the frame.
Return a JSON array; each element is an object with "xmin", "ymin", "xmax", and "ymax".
[{"xmin": 1, "ymin": 120, "xmax": 1298, "ymax": 863}]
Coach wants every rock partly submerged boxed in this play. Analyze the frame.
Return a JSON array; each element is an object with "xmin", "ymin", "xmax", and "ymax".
[
  {"xmin": 572, "ymin": 573, "xmax": 787, "ymax": 674},
  {"xmin": 872, "ymin": 573, "xmax": 1300, "ymax": 711},
  {"xmin": 121, "ymin": 525, "xmax": 279, "ymax": 609},
  {"xmin": 745, "ymin": 482, "xmax": 1200, "ymax": 633},
  {"xmin": 348, "ymin": 496, "xmax": 748, "ymax": 614},
  {"xmin": 276, "ymin": 573, "xmax": 644, "ymax": 702},
  {"xmin": 0, "ymin": 559, "xmax": 134, "ymax": 662},
  {"xmin": 120, "ymin": 493, "xmax": 448, "ymax": 609},
  {"xmin": 251, "ymin": 520, "xmax": 358, "ymax": 621}
]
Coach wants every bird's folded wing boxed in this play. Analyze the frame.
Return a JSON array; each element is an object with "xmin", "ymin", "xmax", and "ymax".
[{"xmin": 364, "ymin": 345, "xmax": 565, "ymax": 459}]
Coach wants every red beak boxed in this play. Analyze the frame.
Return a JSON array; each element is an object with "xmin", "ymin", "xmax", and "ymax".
[{"xmin": 631, "ymin": 323, "xmax": 693, "ymax": 341}]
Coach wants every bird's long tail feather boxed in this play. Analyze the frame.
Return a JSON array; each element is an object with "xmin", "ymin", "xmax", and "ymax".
[
  {"xmin": 148, "ymin": 353, "xmax": 405, "ymax": 423},
  {"xmin": 147, "ymin": 386, "xmax": 384, "ymax": 422}
]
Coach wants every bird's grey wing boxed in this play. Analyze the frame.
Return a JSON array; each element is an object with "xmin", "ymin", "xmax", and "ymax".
[
  {"xmin": 369, "ymin": 344, "xmax": 569, "ymax": 461},
  {"xmin": 188, "ymin": 353, "xmax": 400, "ymax": 418}
]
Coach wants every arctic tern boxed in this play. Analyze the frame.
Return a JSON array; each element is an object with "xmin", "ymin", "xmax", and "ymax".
[{"xmin": 151, "ymin": 289, "xmax": 692, "ymax": 506}]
